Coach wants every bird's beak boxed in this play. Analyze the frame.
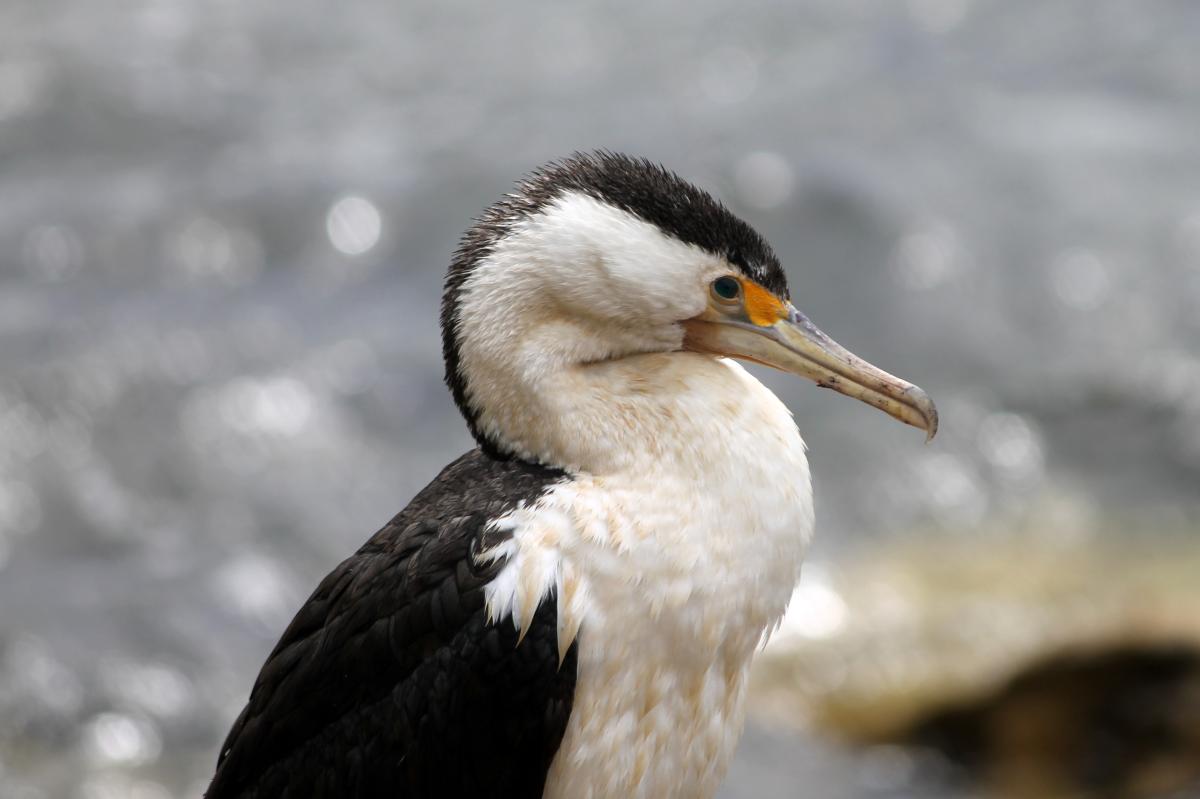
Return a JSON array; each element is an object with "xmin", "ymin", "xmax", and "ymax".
[{"xmin": 683, "ymin": 284, "xmax": 938, "ymax": 440}]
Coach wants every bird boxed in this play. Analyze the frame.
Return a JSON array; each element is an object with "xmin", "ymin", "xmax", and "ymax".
[{"xmin": 206, "ymin": 151, "xmax": 937, "ymax": 799}]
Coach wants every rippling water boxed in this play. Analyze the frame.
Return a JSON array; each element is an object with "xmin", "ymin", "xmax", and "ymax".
[{"xmin": 2, "ymin": 1, "xmax": 1199, "ymax": 796}]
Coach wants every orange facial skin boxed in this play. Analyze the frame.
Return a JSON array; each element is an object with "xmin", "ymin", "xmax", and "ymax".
[{"xmin": 740, "ymin": 279, "xmax": 788, "ymax": 327}]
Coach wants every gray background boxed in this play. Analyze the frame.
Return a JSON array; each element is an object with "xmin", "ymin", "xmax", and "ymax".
[{"xmin": 2, "ymin": 0, "xmax": 1199, "ymax": 796}]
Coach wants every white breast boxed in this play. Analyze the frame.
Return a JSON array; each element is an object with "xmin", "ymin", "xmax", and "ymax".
[{"xmin": 480, "ymin": 356, "xmax": 814, "ymax": 799}]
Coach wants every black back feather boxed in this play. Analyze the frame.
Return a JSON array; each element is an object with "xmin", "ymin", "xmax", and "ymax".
[{"xmin": 208, "ymin": 450, "xmax": 575, "ymax": 799}]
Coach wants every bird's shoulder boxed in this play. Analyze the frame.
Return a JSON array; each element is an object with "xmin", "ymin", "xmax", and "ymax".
[{"xmin": 208, "ymin": 448, "xmax": 573, "ymax": 798}]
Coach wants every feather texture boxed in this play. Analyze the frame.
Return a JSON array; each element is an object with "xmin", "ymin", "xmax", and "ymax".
[{"xmin": 207, "ymin": 450, "xmax": 576, "ymax": 799}]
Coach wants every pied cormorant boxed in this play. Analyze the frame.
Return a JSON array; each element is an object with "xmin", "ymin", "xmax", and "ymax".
[{"xmin": 206, "ymin": 152, "xmax": 937, "ymax": 799}]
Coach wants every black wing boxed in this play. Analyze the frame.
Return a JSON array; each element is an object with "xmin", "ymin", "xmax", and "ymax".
[{"xmin": 207, "ymin": 450, "xmax": 576, "ymax": 799}]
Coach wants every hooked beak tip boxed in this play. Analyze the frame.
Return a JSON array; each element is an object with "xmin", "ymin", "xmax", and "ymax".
[{"xmin": 906, "ymin": 385, "xmax": 939, "ymax": 442}]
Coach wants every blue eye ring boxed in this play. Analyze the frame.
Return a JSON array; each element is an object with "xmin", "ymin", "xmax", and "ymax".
[{"xmin": 711, "ymin": 276, "xmax": 741, "ymax": 302}]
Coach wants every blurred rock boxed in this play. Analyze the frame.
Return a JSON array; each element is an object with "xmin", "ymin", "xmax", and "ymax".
[{"xmin": 751, "ymin": 525, "xmax": 1200, "ymax": 798}]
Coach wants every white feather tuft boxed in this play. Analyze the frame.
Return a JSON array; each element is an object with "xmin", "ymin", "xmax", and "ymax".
[{"xmin": 476, "ymin": 355, "xmax": 813, "ymax": 799}]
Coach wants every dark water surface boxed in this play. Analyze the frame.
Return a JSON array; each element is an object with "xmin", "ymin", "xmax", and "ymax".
[{"xmin": 2, "ymin": 1, "xmax": 1199, "ymax": 796}]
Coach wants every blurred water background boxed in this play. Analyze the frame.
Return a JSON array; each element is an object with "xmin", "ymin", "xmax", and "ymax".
[{"xmin": 2, "ymin": 0, "xmax": 1200, "ymax": 796}]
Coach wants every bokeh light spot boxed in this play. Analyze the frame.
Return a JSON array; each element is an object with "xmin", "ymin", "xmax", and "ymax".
[
  {"xmin": 776, "ymin": 568, "xmax": 848, "ymax": 642},
  {"xmin": 891, "ymin": 221, "xmax": 962, "ymax": 290},
  {"xmin": 211, "ymin": 554, "xmax": 298, "ymax": 628},
  {"xmin": 100, "ymin": 659, "xmax": 194, "ymax": 720},
  {"xmin": 218, "ymin": 377, "xmax": 315, "ymax": 437},
  {"xmin": 1051, "ymin": 248, "xmax": 1111, "ymax": 310},
  {"xmin": 82, "ymin": 712, "xmax": 162, "ymax": 767},
  {"xmin": 326, "ymin": 196, "xmax": 382, "ymax": 256},
  {"xmin": 917, "ymin": 452, "xmax": 988, "ymax": 527},
  {"xmin": 170, "ymin": 216, "xmax": 264, "ymax": 285},
  {"xmin": 734, "ymin": 151, "xmax": 795, "ymax": 211},
  {"xmin": 977, "ymin": 412, "xmax": 1044, "ymax": 482}
]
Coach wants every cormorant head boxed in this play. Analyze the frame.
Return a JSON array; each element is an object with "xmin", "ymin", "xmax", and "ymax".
[{"xmin": 442, "ymin": 151, "xmax": 936, "ymax": 461}]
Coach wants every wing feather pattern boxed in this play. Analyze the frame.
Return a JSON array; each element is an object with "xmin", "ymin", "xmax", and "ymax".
[{"xmin": 207, "ymin": 450, "xmax": 575, "ymax": 799}]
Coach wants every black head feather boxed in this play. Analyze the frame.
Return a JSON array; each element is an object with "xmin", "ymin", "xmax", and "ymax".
[{"xmin": 441, "ymin": 151, "xmax": 788, "ymax": 457}]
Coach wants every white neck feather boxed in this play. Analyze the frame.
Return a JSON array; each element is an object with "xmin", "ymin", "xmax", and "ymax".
[
  {"xmin": 452, "ymin": 192, "xmax": 816, "ymax": 797},
  {"xmin": 453, "ymin": 191, "xmax": 731, "ymax": 472}
]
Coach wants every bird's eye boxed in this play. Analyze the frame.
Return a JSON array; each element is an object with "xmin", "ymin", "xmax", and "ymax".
[{"xmin": 711, "ymin": 276, "xmax": 741, "ymax": 302}]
